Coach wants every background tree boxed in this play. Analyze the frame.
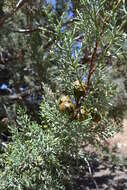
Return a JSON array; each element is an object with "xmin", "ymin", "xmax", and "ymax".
[{"xmin": 0, "ymin": 0, "xmax": 126, "ymax": 189}]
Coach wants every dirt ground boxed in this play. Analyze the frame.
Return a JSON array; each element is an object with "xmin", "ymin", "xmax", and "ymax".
[
  {"xmin": 72, "ymin": 116, "xmax": 127, "ymax": 190},
  {"xmin": 93, "ymin": 116, "xmax": 127, "ymax": 190},
  {"xmin": 109, "ymin": 117, "xmax": 127, "ymax": 157}
]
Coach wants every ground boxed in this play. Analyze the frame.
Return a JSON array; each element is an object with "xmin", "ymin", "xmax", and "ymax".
[
  {"xmin": 72, "ymin": 115, "xmax": 127, "ymax": 190},
  {"xmin": 109, "ymin": 118, "xmax": 127, "ymax": 157}
]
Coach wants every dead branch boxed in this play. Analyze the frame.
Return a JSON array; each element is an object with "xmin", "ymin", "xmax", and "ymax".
[
  {"xmin": 0, "ymin": 86, "xmax": 42, "ymax": 101},
  {"xmin": 11, "ymin": 27, "xmax": 42, "ymax": 34},
  {"xmin": 15, "ymin": 0, "xmax": 27, "ymax": 11}
]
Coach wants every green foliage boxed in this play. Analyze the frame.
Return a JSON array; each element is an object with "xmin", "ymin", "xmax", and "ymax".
[
  {"xmin": 0, "ymin": 0, "xmax": 126, "ymax": 189},
  {"xmin": 0, "ymin": 109, "xmax": 65, "ymax": 190}
]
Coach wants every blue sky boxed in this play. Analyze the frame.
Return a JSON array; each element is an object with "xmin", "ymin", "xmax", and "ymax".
[
  {"xmin": 46, "ymin": 0, "xmax": 56, "ymax": 8},
  {"xmin": 46, "ymin": 0, "xmax": 56, "ymax": 4},
  {"xmin": 46, "ymin": 0, "xmax": 74, "ymax": 19},
  {"xmin": 0, "ymin": 83, "xmax": 8, "ymax": 90}
]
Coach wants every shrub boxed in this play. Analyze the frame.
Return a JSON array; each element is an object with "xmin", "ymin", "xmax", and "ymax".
[{"xmin": 0, "ymin": 0, "xmax": 126, "ymax": 189}]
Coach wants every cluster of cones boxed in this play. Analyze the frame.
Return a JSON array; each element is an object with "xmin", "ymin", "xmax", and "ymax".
[{"xmin": 58, "ymin": 80, "xmax": 101, "ymax": 122}]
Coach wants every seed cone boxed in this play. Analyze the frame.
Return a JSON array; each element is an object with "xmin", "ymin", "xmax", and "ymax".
[
  {"xmin": 58, "ymin": 95, "xmax": 74, "ymax": 113},
  {"xmin": 74, "ymin": 80, "xmax": 87, "ymax": 99}
]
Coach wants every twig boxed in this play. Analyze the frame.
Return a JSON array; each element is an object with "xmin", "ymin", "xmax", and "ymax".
[
  {"xmin": 0, "ymin": 86, "xmax": 42, "ymax": 101},
  {"xmin": 83, "ymin": 0, "xmax": 122, "ymax": 97},
  {"xmin": 62, "ymin": 18, "xmax": 80, "ymax": 26},
  {"xmin": 86, "ymin": 41, "xmax": 98, "ymax": 92},
  {"xmin": 15, "ymin": 0, "xmax": 27, "ymax": 11},
  {"xmin": 84, "ymin": 157, "xmax": 99, "ymax": 190},
  {"xmin": 11, "ymin": 27, "xmax": 42, "ymax": 34}
]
